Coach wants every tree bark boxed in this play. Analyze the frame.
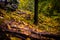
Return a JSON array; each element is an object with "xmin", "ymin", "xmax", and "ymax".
[{"xmin": 34, "ymin": 0, "xmax": 38, "ymax": 25}]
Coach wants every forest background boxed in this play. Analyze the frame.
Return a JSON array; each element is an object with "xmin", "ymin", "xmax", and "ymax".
[{"xmin": 18, "ymin": 0, "xmax": 60, "ymax": 33}]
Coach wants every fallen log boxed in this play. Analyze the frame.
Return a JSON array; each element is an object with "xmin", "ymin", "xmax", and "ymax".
[
  {"xmin": 31, "ymin": 31, "xmax": 60, "ymax": 40},
  {"xmin": 1, "ymin": 27, "xmax": 60, "ymax": 40},
  {"xmin": 0, "ymin": 21, "xmax": 60, "ymax": 40},
  {"xmin": 1, "ymin": 29, "xmax": 40, "ymax": 40}
]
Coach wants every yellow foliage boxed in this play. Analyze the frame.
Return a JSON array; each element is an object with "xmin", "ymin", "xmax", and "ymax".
[
  {"xmin": 38, "ymin": 13, "xmax": 59, "ymax": 33},
  {"xmin": 10, "ymin": 37, "xmax": 22, "ymax": 40},
  {"xmin": 19, "ymin": 0, "xmax": 29, "ymax": 9},
  {"xmin": 26, "ymin": 38, "xmax": 31, "ymax": 40}
]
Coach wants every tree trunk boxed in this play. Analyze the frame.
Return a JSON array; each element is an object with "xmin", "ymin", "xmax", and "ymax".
[{"xmin": 34, "ymin": 0, "xmax": 38, "ymax": 25}]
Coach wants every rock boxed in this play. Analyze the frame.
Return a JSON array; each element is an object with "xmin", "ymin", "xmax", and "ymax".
[{"xmin": 0, "ymin": 0, "xmax": 19, "ymax": 11}]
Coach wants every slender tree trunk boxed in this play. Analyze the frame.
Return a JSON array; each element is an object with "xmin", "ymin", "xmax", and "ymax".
[{"xmin": 34, "ymin": 0, "xmax": 38, "ymax": 25}]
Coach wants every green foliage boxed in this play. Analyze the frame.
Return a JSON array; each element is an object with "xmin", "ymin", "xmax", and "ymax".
[
  {"xmin": 38, "ymin": 0, "xmax": 60, "ymax": 33},
  {"xmin": 38, "ymin": 0, "xmax": 60, "ymax": 16},
  {"xmin": 18, "ymin": 0, "xmax": 34, "ymax": 12}
]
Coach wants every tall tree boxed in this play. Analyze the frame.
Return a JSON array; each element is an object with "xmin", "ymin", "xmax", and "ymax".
[{"xmin": 34, "ymin": 0, "xmax": 38, "ymax": 25}]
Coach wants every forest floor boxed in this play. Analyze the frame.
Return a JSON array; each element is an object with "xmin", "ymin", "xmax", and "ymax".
[{"xmin": 0, "ymin": 9, "xmax": 60, "ymax": 40}]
